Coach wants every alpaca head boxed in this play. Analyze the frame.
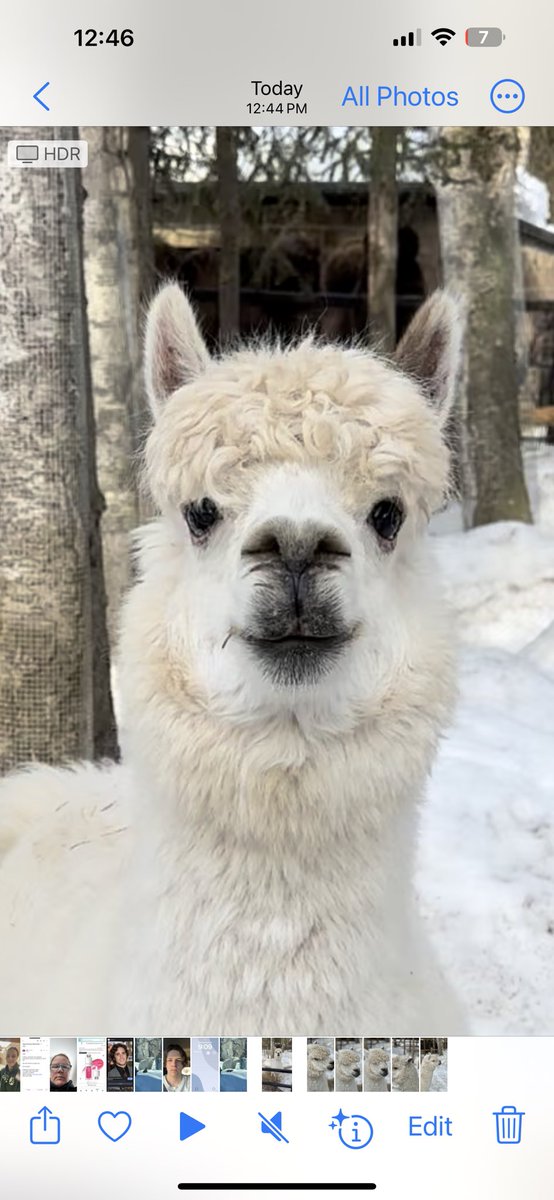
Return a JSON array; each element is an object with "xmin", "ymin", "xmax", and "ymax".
[
  {"xmin": 365, "ymin": 1047, "xmax": 390, "ymax": 1080},
  {"xmin": 307, "ymin": 1043, "xmax": 333, "ymax": 1078},
  {"xmin": 132, "ymin": 284, "xmax": 460, "ymax": 735},
  {"xmin": 392, "ymin": 1053, "xmax": 417, "ymax": 1086},
  {"xmin": 337, "ymin": 1047, "xmax": 362, "ymax": 1081}
]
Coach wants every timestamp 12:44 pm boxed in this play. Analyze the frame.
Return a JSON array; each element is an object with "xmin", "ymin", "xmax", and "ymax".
[{"xmin": 247, "ymin": 102, "xmax": 308, "ymax": 115}]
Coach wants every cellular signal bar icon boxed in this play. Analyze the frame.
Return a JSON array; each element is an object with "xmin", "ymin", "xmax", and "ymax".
[{"xmin": 393, "ymin": 28, "xmax": 422, "ymax": 47}]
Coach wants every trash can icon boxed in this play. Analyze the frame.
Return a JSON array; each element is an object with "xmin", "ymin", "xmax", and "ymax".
[{"xmin": 493, "ymin": 1105, "xmax": 525, "ymax": 1144}]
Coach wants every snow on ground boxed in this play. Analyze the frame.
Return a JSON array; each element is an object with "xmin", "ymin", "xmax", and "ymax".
[
  {"xmin": 429, "ymin": 1058, "xmax": 447, "ymax": 1092},
  {"xmin": 418, "ymin": 448, "xmax": 554, "ymax": 1034}
]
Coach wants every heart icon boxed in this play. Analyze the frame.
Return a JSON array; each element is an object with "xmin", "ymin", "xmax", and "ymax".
[{"xmin": 98, "ymin": 1111, "xmax": 132, "ymax": 1142}]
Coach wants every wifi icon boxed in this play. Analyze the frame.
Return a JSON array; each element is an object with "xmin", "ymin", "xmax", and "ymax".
[{"xmin": 431, "ymin": 27, "xmax": 456, "ymax": 45}]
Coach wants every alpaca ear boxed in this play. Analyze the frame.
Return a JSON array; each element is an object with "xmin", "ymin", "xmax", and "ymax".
[
  {"xmin": 144, "ymin": 283, "xmax": 210, "ymax": 417},
  {"xmin": 394, "ymin": 290, "xmax": 462, "ymax": 421}
]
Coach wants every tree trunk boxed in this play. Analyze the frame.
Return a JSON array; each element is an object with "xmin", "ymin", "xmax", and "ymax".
[
  {"xmin": 0, "ymin": 126, "xmax": 117, "ymax": 772},
  {"xmin": 368, "ymin": 127, "xmax": 398, "ymax": 351},
  {"xmin": 436, "ymin": 127, "xmax": 532, "ymax": 528},
  {"xmin": 127, "ymin": 126, "xmax": 156, "ymax": 500},
  {"xmin": 82, "ymin": 127, "xmax": 153, "ymax": 649},
  {"xmin": 216, "ymin": 127, "xmax": 241, "ymax": 340}
]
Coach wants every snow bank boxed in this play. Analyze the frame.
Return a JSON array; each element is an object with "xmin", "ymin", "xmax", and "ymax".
[
  {"xmin": 419, "ymin": 450, "xmax": 554, "ymax": 1034},
  {"xmin": 430, "ymin": 1058, "xmax": 447, "ymax": 1092}
]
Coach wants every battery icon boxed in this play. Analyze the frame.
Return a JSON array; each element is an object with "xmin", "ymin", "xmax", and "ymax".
[{"xmin": 465, "ymin": 27, "xmax": 505, "ymax": 46}]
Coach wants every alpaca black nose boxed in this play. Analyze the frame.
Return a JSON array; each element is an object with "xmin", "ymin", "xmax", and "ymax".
[{"xmin": 242, "ymin": 518, "xmax": 351, "ymax": 574}]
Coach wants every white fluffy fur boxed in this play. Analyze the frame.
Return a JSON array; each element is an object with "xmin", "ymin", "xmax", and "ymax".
[
  {"xmin": 307, "ymin": 1043, "xmax": 333, "ymax": 1092},
  {"xmin": 336, "ymin": 1048, "xmax": 362, "ymax": 1091},
  {"xmin": 392, "ymin": 1054, "xmax": 419, "ymax": 1092},
  {"xmin": 364, "ymin": 1047, "xmax": 391, "ymax": 1092},
  {"xmin": 0, "ymin": 285, "xmax": 465, "ymax": 1033},
  {"xmin": 420, "ymin": 1051, "xmax": 442, "ymax": 1091}
]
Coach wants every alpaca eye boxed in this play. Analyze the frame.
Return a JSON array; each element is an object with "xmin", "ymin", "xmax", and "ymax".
[
  {"xmin": 368, "ymin": 498, "xmax": 405, "ymax": 545},
  {"xmin": 182, "ymin": 497, "xmax": 221, "ymax": 540}
]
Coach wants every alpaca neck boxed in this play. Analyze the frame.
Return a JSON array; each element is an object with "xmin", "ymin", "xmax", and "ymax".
[{"xmin": 124, "ymin": 696, "xmax": 431, "ymax": 865}]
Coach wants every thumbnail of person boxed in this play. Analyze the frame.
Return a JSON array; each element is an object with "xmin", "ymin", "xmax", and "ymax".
[
  {"xmin": 107, "ymin": 1039, "xmax": 134, "ymax": 1091},
  {"xmin": 135, "ymin": 1037, "xmax": 163, "ymax": 1092},
  {"xmin": 0, "ymin": 1040, "xmax": 20, "ymax": 1091},
  {"xmin": 49, "ymin": 1040, "xmax": 77, "ymax": 1092},
  {"xmin": 162, "ymin": 1040, "xmax": 191, "ymax": 1092}
]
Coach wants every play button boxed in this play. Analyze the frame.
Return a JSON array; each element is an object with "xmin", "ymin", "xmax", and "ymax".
[{"xmin": 179, "ymin": 1112, "xmax": 206, "ymax": 1142}]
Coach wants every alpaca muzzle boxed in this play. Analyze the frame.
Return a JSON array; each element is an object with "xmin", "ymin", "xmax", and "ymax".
[
  {"xmin": 242, "ymin": 578, "xmax": 355, "ymax": 684},
  {"xmin": 240, "ymin": 518, "xmax": 356, "ymax": 682}
]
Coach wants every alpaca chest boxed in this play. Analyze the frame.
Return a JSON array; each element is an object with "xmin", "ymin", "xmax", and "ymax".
[
  {"xmin": 129, "ymin": 832, "xmax": 382, "ymax": 1028},
  {"xmin": 122, "ymin": 767, "xmax": 459, "ymax": 1030}
]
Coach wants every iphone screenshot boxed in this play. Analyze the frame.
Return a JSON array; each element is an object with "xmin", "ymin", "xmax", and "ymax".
[{"xmin": 0, "ymin": 0, "xmax": 552, "ymax": 1196}]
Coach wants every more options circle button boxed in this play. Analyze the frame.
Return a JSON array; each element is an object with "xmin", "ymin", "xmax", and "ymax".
[{"xmin": 490, "ymin": 78, "xmax": 525, "ymax": 114}]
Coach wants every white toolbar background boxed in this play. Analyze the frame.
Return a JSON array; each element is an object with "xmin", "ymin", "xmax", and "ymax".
[{"xmin": 0, "ymin": 1038, "xmax": 552, "ymax": 1198}]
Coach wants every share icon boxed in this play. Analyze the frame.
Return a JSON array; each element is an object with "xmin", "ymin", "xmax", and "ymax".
[{"xmin": 259, "ymin": 1110, "xmax": 289, "ymax": 1143}]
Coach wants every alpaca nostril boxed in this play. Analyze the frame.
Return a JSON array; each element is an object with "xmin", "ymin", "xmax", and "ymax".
[
  {"xmin": 242, "ymin": 531, "xmax": 281, "ymax": 557},
  {"xmin": 242, "ymin": 519, "xmax": 351, "ymax": 566},
  {"xmin": 314, "ymin": 531, "xmax": 351, "ymax": 559}
]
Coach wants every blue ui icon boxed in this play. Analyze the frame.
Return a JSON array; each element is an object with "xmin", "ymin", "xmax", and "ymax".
[
  {"xmin": 493, "ymin": 1105, "xmax": 525, "ymax": 1145},
  {"xmin": 490, "ymin": 78, "xmax": 525, "ymax": 114},
  {"xmin": 329, "ymin": 1108, "xmax": 373, "ymax": 1149},
  {"xmin": 30, "ymin": 1106, "xmax": 60, "ymax": 1145},
  {"xmin": 179, "ymin": 1111, "xmax": 206, "ymax": 1142},
  {"xmin": 259, "ymin": 1111, "xmax": 289, "ymax": 1143}
]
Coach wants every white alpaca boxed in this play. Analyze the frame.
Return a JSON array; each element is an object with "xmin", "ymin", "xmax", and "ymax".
[
  {"xmin": 336, "ymin": 1048, "xmax": 362, "ymax": 1091},
  {"xmin": 307, "ymin": 1043, "xmax": 334, "ymax": 1092},
  {"xmin": 392, "ymin": 1054, "xmax": 419, "ymax": 1092},
  {"xmin": 0, "ymin": 284, "xmax": 464, "ymax": 1033},
  {"xmin": 420, "ymin": 1052, "xmax": 442, "ymax": 1091},
  {"xmin": 364, "ymin": 1047, "xmax": 390, "ymax": 1092}
]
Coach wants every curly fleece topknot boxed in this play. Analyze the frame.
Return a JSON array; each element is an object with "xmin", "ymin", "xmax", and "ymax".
[{"xmin": 145, "ymin": 339, "xmax": 451, "ymax": 517}]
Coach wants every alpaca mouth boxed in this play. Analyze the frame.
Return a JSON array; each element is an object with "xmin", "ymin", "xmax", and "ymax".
[
  {"xmin": 247, "ymin": 632, "xmax": 352, "ymax": 649},
  {"xmin": 242, "ymin": 627, "xmax": 353, "ymax": 686}
]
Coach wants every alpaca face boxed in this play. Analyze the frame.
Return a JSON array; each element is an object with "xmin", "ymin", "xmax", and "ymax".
[
  {"xmin": 366, "ymin": 1047, "xmax": 390, "ymax": 1080},
  {"xmin": 214, "ymin": 461, "xmax": 364, "ymax": 689},
  {"xmin": 392, "ymin": 1053, "xmax": 418, "ymax": 1088},
  {"xmin": 308, "ymin": 1044, "xmax": 333, "ymax": 1078},
  {"xmin": 337, "ymin": 1048, "xmax": 361, "ymax": 1081},
  {"xmin": 141, "ymin": 286, "xmax": 460, "ymax": 725}
]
